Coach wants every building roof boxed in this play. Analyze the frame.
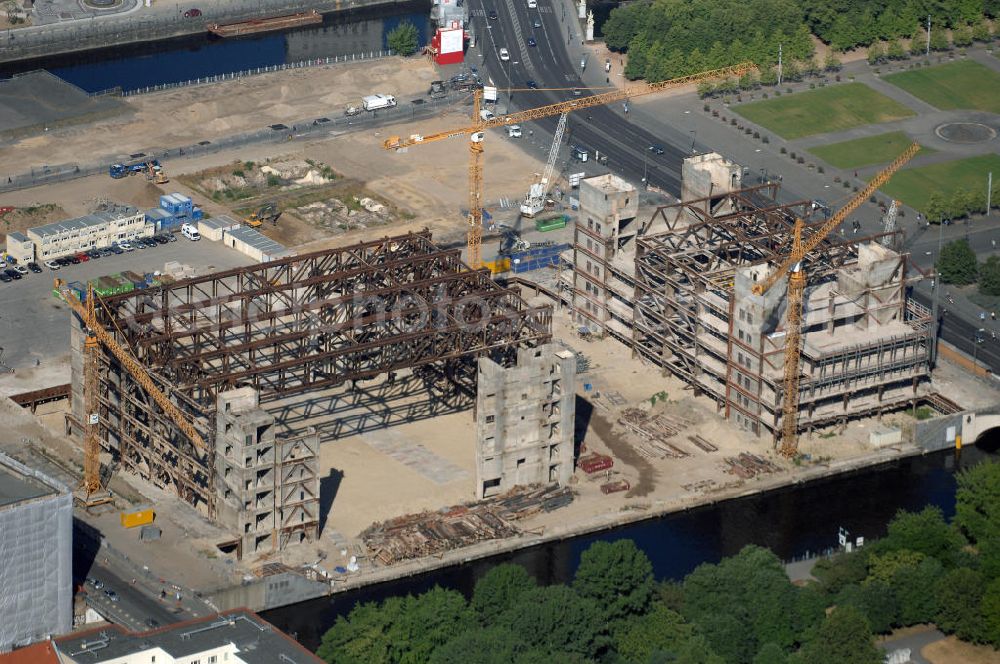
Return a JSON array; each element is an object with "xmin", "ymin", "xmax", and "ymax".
[
  {"xmin": 6, "ymin": 231, "xmax": 29, "ymax": 243},
  {"xmin": 0, "ymin": 451, "xmax": 65, "ymax": 509},
  {"xmin": 0, "ymin": 640, "xmax": 60, "ymax": 663},
  {"xmin": 227, "ymin": 226, "xmax": 288, "ymax": 256},
  {"xmin": 54, "ymin": 610, "xmax": 321, "ymax": 664},
  {"xmin": 30, "ymin": 206, "xmax": 140, "ymax": 238},
  {"xmin": 200, "ymin": 215, "xmax": 242, "ymax": 231}
]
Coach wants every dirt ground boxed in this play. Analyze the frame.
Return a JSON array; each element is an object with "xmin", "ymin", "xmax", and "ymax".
[
  {"xmin": 923, "ymin": 636, "xmax": 1000, "ymax": 664},
  {"xmin": 0, "ymin": 57, "xmax": 440, "ymax": 173}
]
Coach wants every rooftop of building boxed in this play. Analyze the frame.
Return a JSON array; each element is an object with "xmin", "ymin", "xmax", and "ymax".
[
  {"xmin": 582, "ymin": 172, "xmax": 634, "ymax": 194},
  {"xmin": 226, "ymin": 226, "xmax": 288, "ymax": 255},
  {"xmin": 29, "ymin": 205, "xmax": 141, "ymax": 238},
  {"xmin": 0, "ymin": 451, "xmax": 66, "ymax": 510},
  {"xmin": 0, "ymin": 639, "xmax": 60, "ymax": 663},
  {"xmin": 54, "ymin": 610, "xmax": 322, "ymax": 664},
  {"xmin": 201, "ymin": 215, "xmax": 242, "ymax": 231}
]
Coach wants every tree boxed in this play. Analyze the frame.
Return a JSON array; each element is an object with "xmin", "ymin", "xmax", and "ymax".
[
  {"xmin": 955, "ymin": 461, "xmax": 1000, "ymax": 546},
  {"xmin": 760, "ymin": 65, "xmax": 779, "ymax": 86},
  {"xmin": 935, "ymin": 567, "xmax": 987, "ymax": 642},
  {"xmin": 753, "ymin": 642, "xmax": 788, "ymax": 664},
  {"xmin": 891, "ymin": 557, "xmax": 943, "ymax": 626},
  {"xmin": 981, "ymin": 577, "xmax": 1000, "ymax": 647},
  {"xmin": 739, "ymin": 71, "xmax": 760, "ymax": 91},
  {"xmin": 973, "ymin": 20, "xmax": 993, "ymax": 42},
  {"xmin": 602, "ymin": 4, "xmax": 644, "ymax": 51},
  {"xmin": 936, "ymin": 239, "xmax": 978, "ymax": 285},
  {"xmin": 834, "ymin": 582, "xmax": 899, "ymax": 633},
  {"xmin": 887, "ymin": 39, "xmax": 906, "ymax": 59},
  {"xmin": 812, "ymin": 550, "xmax": 869, "ymax": 595},
  {"xmin": 910, "ymin": 28, "xmax": 927, "ymax": 55},
  {"xmin": 953, "ymin": 23, "xmax": 974, "ymax": 47},
  {"xmin": 980, "ymin": 256, "xmax": 1000, "ymax": 296},
  {"xmin": 824, "ymin": 52, "xmax": 842, "ymax": 71},
  {"xmin": 317, "ymin": 597, "xmax": 407, "ymax": 664},
  {"xmin": 865, "ymin": 549, "xmax": 926, "ymax": 586},
  {"xmin": 428, "ymin": 627, "xmax": 519, "ymax": 664},
  {"xmin": 796, "ymin": 606, "xmax": 883, "ymax": 664},
  {"xmin": 882, "ymin": 506, "xmax": 965, "ymax": 563},
  {"xmin": 387, "ymin": 21, "xmax": 419, "ymax": 56},
  {"xmin": 614, "ymin": 604, "xmax": 694, "ymax": 663},
  {"xmin": 950, "ymin": 187, "xmax": 972, "ymax": 219},
  {"xmin": 867, "ymin": 43, "xmax": 887, "ymax": 64},
  {"xmin": 498, "ymin": 585, "xmax": 609, "ymax": 658},
  {"xmin": 574, "ymin": 539, "xmax": 654, "ymax": 623},
  {"xmin": 926, "ymin": 191, "xmax": 948, "ymax": 223},
  {"xmin": 930, "ymin": 27, "xmax": 951, "ymax": 51},
  {"xmin": 388, "ymin": 587, "xmax": 474, "ymax": 664},
  {"xmin": 471, "ymin": 563, "xmax": 536, "ymax": 624},
  {"xmin": 782, "ymin": 59, "xmax": 802, "ymax": 81},
  {"xmin": 675, "ymin": 635, "xmax": 726, "ymax": 664}
]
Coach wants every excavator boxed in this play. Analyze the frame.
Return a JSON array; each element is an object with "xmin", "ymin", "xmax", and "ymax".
[
  {"xmin": 244, "ymin": 201, "xmax": 280, "ymax": 228},
  {"xmin": 145, "ymin": 161, "xmax": 169, "ymax": 185}
]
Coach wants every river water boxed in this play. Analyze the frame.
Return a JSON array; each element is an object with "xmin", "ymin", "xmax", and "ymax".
[
  {"xmin": 263, "ymin": 442, "xmax": 998, "ymax": 650},
  {"xmin": 0, "ymin": 1, "xmax": 431, "ymax": 93}
]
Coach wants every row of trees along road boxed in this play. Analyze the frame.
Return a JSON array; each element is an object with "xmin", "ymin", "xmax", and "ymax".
[
  {"xmin": 937, "ymin": 238, "xmax": 1000, "ymax": 298},
  {"xmin": 603, "ymin": 0, "xmax": 1000, "ymax": 82},
  {"xmin": 316, "ymin": 461, "xmax": 1000, "ymax": 663}
]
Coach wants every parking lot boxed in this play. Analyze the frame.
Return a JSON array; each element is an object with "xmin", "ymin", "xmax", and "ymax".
[{"xmin": 0, "ymin": 236, "xmax": 253, "ymax": 373}]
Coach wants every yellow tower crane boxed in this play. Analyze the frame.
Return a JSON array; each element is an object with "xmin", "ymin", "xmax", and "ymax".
[
  {"xmin": 383, "ymin": 63, "xmax": 757, "ymax": 269},
  {"xmin": 54, "ymin": 279, "xmax": 207, "ymax": 504},
  {"xmin": 751, "ymin": 143, "xmax": 920, "ymax": 457}
]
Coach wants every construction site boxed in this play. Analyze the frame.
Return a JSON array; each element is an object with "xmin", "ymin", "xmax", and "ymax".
[{"xmin": 3, "ymin": 58, "xmax": 999, "ymax": 619}]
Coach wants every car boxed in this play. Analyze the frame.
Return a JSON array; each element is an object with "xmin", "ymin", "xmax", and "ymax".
[
  {"xmin": 499, "ymin": 47, "xmax": 510, "ymax": 62},
  {"xmin": 86, "ymin": 249, "xmax": 102, "ymax": 259},
  {"xmin": 479, "ymin": 109, "xmax": 495, "ymax": 121},
  {"xmin": 533, "ymin": 18, "xmax": 541, "ymax": 28},
  {"xmin": 44, "ymin": 260, "xmax": 60, "ymax": 270},
  {"xmin": 154, "ymin": 235, "xmax": 169, "ymax": 244},
  {"xmin": 572, "ymin": 88, "xmax": 582, "ymax": 96},
  {"xmin": 527, "ymin": 37, "xmax": 536, "ymax": 47},
  {"xmin": 487, "ymin": 9, "xmax": 498, "ymax": 19},
  {"xmin": 649, "ymin": 144, "xmax": 665, "ymax": 155},
  {"xmin": 4, "ymin": 268, "xmax": 20, "ymax": 280},
  {"xmin": 119, "ymin": 242, "xmax": 134, "ymax": 252},
  {"xmin": 67, "ymin": 255, "xmax": 80, "ymax": 265},
  {"xmin": 104, "ymin": 589, "xmax": 120, "ymax": 602},
  {"xmin": 183, "ymin": 8, "xmax": 201, "ymax": 17},
  {"xmin": 54, "ymin": 257, "xmax": 70, "ymax": 266},
  {"xmin": 87, "ymin": 578, "xmax": 104, "ymax": 590},
  {"xmin": 0, "ymin": 272, "xmax": 11, "ymax": 283},
  {"xmin": 145, "ymin": 237, "xmax": 160, "ymax": 247},
  {"xmin": 75, "ymin": 252, "xmax": 90, "ymax": 262},
  {"xmin": 13, "ymin": 264, "xmax": 28, "ymax": 275},
  {"xmin": 525, "ymin": 80, "xmax": 538, "ymax": 89},
  {"xmin": 165, "ymin": 233, "xmax": 177, "ymax": 243},
  {"xmin": 527, "ymin": 0, "xmax": 537, "ymax": 6},
  {"xmin": 144, "ymin": 618, "xmax": 160, "ymax": 628},
  {"xmin": 507, "ymin": 124, "xmax": 522, "ymax": 138},
  {"xmin": 27, "ymin": 262, "xmax": 42, "ymax": 273},
  {"xmin": 108, "ymin": 245, "xmax": 124, "ymax": 254}
]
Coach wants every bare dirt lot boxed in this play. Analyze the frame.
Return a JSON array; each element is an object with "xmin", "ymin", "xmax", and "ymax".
[{"xmin": 923, "ymin": 636, "xmax": 1000, "ymax": 664}]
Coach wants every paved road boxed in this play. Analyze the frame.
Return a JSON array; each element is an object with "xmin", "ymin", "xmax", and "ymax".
[{"xmin": 468, "ymin": 0, "xmax": 690, "ymax": 195}]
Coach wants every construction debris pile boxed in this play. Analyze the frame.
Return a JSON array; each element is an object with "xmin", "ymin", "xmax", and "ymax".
[
  {"xmin": 618, "ymin": 408, "xmax": 693, "ymax": 460},
  {"xmin": 723, "ymin": 452, "xmax": 781, "ymax": 479},
  {"xmin": 361, "ymin": 484, "xmax": 574, "ymax": 565}
]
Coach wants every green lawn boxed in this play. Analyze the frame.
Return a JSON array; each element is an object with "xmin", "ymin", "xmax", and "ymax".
[
  {"xmin": 808, "ymin": 131, "xmax": 928, "ymax": 169},
  {"xmin": 734, "ymin": 83, "xmax": 916, "ymax": 140},
  {"xmin": 884, "ymin": 60, "xmax": 1000, "ymax": 112},
  {"xmin": 880, "ymin": 154, "xmax": 1000, "ymax": 213}
]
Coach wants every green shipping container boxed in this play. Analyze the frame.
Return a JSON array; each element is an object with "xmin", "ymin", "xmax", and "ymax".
[{"xmin": 535, "ymin": 217, "xmax": 567, "ymax": 232}]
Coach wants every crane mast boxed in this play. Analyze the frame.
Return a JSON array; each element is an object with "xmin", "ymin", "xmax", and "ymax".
[
  {"xmin": 55, "ymin": 279, "xmax": 207, "ymax": 502},
  {"xmin": 521, "ymin": 112, "xmax": 568, "ymax": 218},
  {"xmin": 751, "ymin": 143, "xmax": 919, "ymax": 456},
  {"xmin": 383, "ymin": 63, "xmax": 757, "ymax": 271}
]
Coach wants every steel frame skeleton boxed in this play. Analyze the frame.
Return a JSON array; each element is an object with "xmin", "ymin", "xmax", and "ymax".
[
  {"xmin": 629, "ymin": 185, "xmax": 931, "ymax": 442},
  {"xmin": 83, "ymin": 231, "xmax": 551, "ymax": 512}
]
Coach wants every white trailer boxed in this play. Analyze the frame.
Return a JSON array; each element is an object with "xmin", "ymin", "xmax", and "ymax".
[{"xmin": 362, "ymin": 94, "xmax": 397, "ymax": 111}]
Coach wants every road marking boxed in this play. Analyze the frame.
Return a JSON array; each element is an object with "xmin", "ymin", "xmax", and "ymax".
[{"xmin": 501, "ymin": 0, "xmax": 535, "ymax": 73}]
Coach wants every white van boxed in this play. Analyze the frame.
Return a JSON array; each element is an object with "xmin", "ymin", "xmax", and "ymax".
[
  {"xmin": 507, "ymin": 125, "xmax": 522, "ymax": 138},
  {"xmin": 480, "ymin": 109, "xmax": 495, "ymax": 121},
  {"xmin": 181, "ymin": 223, "xmax": 201, "ymax": 241}
]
